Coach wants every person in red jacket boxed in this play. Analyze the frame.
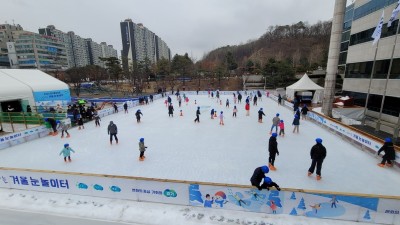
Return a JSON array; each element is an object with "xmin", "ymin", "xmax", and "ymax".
[{"xmin": 245, "ymin": 102, "xmax": 250, "ymax": 116}]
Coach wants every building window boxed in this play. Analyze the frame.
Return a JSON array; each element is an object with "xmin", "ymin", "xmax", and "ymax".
[
  {"xmin": 373, "ymin": 59, "xmax": 390, "ymax": 78},
  {"xmin": 339, "ymin": 52, "xmax": 348, "ymax": 65},
  {"xmin": 345, "ymin": 61, "xmax": 373, "ymax": 78},
  {"xmin": 349, "ymin": 20, "xmax": 398, "ymax": 46},
  {"xmin": 390, "ymin": 58, "xmax": 400, "ymax": 79}
]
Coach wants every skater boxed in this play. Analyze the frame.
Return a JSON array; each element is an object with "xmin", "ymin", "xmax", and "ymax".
[
  {"xmin": 260, "ymin": 177, "xmax": 281, "ymax": 191},
  {"xmin": 58, "ymin": 120, "xmax": 70, "ymax": 138},
  {"xmin": 138, "ymin": 138, "xmax": 148, "ymax": 161},
  {"xmin": 292, "ymin": 115, "xmax": 300, "ymax": 133},
  {"xmin": 178, "ymin": 95, "xmax": 182, "ymax": 107},
  {"xmin": 238, "ymin": 93, "xmax": 242, "ymax": 104},
  {"xmin": 108, "ymin": 121, "xmax": 118, "ymax": 144},
  {"xmin": 245, "ymin": 102, "xmax": 250, "ymax": 116},
  {"xmin": 77, "ymin": 114, "xmax": 84, "ymax": 129},
  {"xmin": 123, "ymin": 102, "xmax": 128, "ymax": 113},
  {"xmin": 308, "ymin": 138, "xmax": 327, "ymax": 180},
  {"xmin": 301, "ymin": 104, "xmax": 309, "ymax": 120},
  {"xmin": 167, "ymin": 96, "xmax": 172, "ymax": 105},
  {"xmin": 233, "ymin": 93, "xmax": 237, "ymax": 104},
  {"xmin": 232, "ymin": 106, "xmax": 237, "ymax": 118},
  {"xmin": 258, "ymin": 108, "xmax": 265, "ymax": 123},
  {"xmin": 257, "ymin": 90, "xmax": 262, "ymax": 101},
  {"xmin": 168, "ymin": 103, "xmax": 174, "ymax": 117},
  {"xmin": 270, "ymin": 113, "xmax": 280, "ymax": 134},
  {"xmin": 253, "ymin": 95, "xmax": 258, "ymax": 106},
  {"xmin": 278, "ymin": 120, "xmax": 285, "ymax": 137},
  {"xmin": 226, "ymin": 99, "xmax": 230, "ymax": 108},
  {"xmin": 278, "ymin": 94, "xmax": 282, "ymax": 106},
  {"xmin": 94, "ymin": 113, "xmax": 101, "ymax": 127},
  {"xmin": 268, "ymin": 133, "xmax": 279, "ymax": 171},
  {"xmin": 377, "ymin": 138, "xmax": 396, "ymax": 167},
  {"xmin": 45, "ymin": 118, "xmax": 58, "ymax": 135},
  {"xmin": 295, "ymin": 108, "xmax": 301, "ymax": 119},
  {"xmin": 185, "ymin": 96, "xmax": 189, "ymax": 106},
  {"xmin": 60, "ymin": 143, "xmax": 75, "ymax": 162},
  {"xmin": 149, "ymin": 94, "xmax": 153, "ymax": 102},
  {"xmin": 135, "ymin": 109, "xmax": 143, "ymax": 123},
  {"xmin": 194, "ymin": 106, "xmax": 201, "ymax": 123},
  {"xmin": 219, "ymin": 111, "xmax": 224, "ymax": 125},
  {"xmin": 113, "ymin": 102, "xmax": 118, "ymax": 113},
  {"xmin": 250, "ymin": 165, "xmax": 270, "ymax": 190},
  {"xmin": 210, "ymin": 109, "xmax": 215, "ymax": 119}
]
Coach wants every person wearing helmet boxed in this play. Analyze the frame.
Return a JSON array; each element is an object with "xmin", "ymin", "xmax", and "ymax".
[
  {"xmin": 57, "ymin": 120, "xmax": 70, "ymax": 138},
  {"xmin": 107, "ymin": 121, "xmax": 118, "ymax": 145},
  {"xmin": 59, "ymin": 143, "xmax": 75, "ymax": 162},
  {"xmin": 270, "ymin": 113, "xmax": 280, "ymax": 134},
  {"xmin": 377, "ymin": 138, "xmax": 396, "ymax": 167},
  {"xmin": 250, "ymin": 165, "xmax": 270, "ymax": 190},
  {"xmin": 308, "ymin": 138, "xmax": 327, "ymax": 180},
  {"xmin": 135, "ymin": 109, "xmax": 143, "ymax": 123},
  {"xmin": 138, "ymin": 138, "xmax": 148, "ymax": 161},
  {"xmin": 258, "ymin": 108, "xmax": 266, "ymax": 123},
  {"xmin": 260, "ymin": 176, "xmax": 281, "ymax": 191},
  {"xmin": 268, "ymin": 133, "xmax": 279, "ymax": 171},
  {"xmin": 194, "ymin": 106, "xmax": 201, "ymax": 123}
]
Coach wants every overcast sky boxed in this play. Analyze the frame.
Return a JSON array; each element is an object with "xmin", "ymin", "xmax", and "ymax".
[{"xmin": 2, "ymin": 0, "xmax": 348, "ymax": 61}]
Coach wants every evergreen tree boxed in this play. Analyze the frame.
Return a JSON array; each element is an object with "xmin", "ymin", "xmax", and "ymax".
[
  {"xmin": 290, "ymin": 207, "xmax": 298, "ymax": 216},
  {"xmin": 363, "ymin": 210, "xmax": 371, "ymax": 220},
  {"xmin": 297, "ymin": 197, "xmax": 306, "ymax": 210},
  {"xmin": 290, "ymin": 192, "xmax": 296, "ymax": 200}
]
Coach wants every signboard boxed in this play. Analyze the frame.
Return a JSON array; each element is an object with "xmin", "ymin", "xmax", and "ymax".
[{"xmin": 33, "ymin": 89, "xmax": 71, "ymax": 111}]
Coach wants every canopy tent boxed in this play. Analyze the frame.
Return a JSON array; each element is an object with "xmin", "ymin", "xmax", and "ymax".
[{"xmin": 286, "ymin": 73, "xmax": 324, "ymax": 104}]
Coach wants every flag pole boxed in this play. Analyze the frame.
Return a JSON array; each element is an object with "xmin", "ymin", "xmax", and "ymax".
[
  {"xmin": 361, "ymin": 40, "xmax": 380, "ymax": 125},
  {"xmin": 375, "ymin": 19, "xmax": 400, "ymax": 132}
]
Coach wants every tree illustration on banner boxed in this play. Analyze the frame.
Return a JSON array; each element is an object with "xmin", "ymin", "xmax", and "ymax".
[
  {"xmin": 363, "ymin": 210, "xmax": 371, "ymax": 220},
  {"xmin": 290, "ymin": 207, "xmax": 298, "ymax": 216},
  {"xmin": 297, "ymin": 197, "xmax": 306, "ymax": 210},
  {"xmin": 290, "ymin": 192, "xmax": 296, "ymax": 200}
]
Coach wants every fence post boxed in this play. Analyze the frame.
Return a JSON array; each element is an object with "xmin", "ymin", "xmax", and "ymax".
[
  {"xmin": 22, "ymin": 113, "xmax": 28, "ymax": 129},
  {"xmin": 8, "ymin": 112, "xmax": 15, "ymax": 133}
]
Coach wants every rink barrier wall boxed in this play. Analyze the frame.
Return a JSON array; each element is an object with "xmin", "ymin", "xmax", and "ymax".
[
  {"xmin": 0, "ymin": 167, "xmax": 399, "ymax": 225},
  {"xmin": 268, "ymin": 95, "xmax": 400, "ymax": 167},
  {"xmin": 0, "ymin": 94, "xmax": 164, "ymax": 150}
]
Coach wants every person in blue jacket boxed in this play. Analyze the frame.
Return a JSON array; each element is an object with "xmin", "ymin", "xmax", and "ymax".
[
  {"xmin": 250, "ymin": 165, "xmax": 269, "ymax": 190},
  {"xmin": 60, "ymin": 143, "xmax": 75, "ymax": 162},
  {"xmin": 377, "ymin": 137, "xmax": 396, "ymax": 167},
  {"xmin": 260, "ymin": 177, "xmax": 281, "ymax": 191}
]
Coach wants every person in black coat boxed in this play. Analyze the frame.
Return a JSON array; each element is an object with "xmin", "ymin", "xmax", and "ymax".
[
  {"xmin": 258, "ymin": 108, "xmax": 266, "ymax": 123},
  {"xmin": 260, "ymin": 177, "xmax": 281, "ymax": 191},
  {"xmin": 168, "ymin": 104, "xmax": 174, "ymax": 117},
  {"xmin": 135, "ymin": 109, "xmax": 143, "ymax": 123},
  {"xmin": 250, "ymin": 165, "xmax": 270, "ymax": 190},
  {"xmin": 194, "ymin": 106, "xmax": 201, "ymax": 123},
  {"xmin": 301, "ymin": 105, "xmax": 309, "ymax": 120},
  {"xmin": 123, "ymin": 102, "xmax": 128, "ymax": 113},
  {"xmin": 377, "ymin": 138, "xmax": 396, "ymax": 167},
  {"xmin": 268, "ymin": 133, "xmax": 279, "ymax": 170},
  {"xmin": 45, "ymin": 118, "xmax": 58, "ymax": 135},
  {"xmin": 308, "ymin": 138, "xmax": 327, "ymax": 180}
]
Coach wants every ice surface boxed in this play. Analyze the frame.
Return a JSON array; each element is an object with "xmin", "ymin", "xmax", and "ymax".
[{"xmin": 0, "ymin": 94, "xmax": 399, "ymax": 196}]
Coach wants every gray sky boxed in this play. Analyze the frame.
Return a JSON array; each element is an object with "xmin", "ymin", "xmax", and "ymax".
[{"xmin": 2, "ymin": 0, "xmax": 344, "ymax": 61}]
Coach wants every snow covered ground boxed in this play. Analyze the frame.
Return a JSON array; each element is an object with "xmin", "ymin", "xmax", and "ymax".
[
  {"xmin": 0, "ymin": 188, "xmax": 378, "ymax": 225},
  {"xmin": 0, "ymin": 94, "xmax": 399, "ymax": 198}
]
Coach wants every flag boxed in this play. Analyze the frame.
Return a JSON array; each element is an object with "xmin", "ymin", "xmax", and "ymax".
[
  {"xmin": 371, "ymin": 10, "xmax": 384, "ymax": 45},
  {"xmin": 388, "ymin": 0, "xmax": 400, "ymax": 27}
]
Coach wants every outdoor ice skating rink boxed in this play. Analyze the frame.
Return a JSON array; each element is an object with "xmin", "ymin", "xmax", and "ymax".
[{"xmin": 0, "ymin": 94, "xmax": 399, "ymax": 197}]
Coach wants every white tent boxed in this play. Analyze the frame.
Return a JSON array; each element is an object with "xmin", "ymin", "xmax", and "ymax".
[{"xmin": 286, "ymin": 73, "xmax": 324, "ymax": 104}]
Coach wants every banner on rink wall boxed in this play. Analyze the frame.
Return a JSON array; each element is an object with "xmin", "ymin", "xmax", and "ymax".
[
  {"xmin": 189, "ymin": 184, "xmax": 400, "ymax": 225},
  {"xmin": 0, "ymin": 169, "xmax": 189, "ymax": 205},
  {"xmin": 307, "ymin": 111, "xmax": 400, "ymax": 164},
  {"xmin": 0, "ymin": 126, "xmax": 48, "ymax": 150}
]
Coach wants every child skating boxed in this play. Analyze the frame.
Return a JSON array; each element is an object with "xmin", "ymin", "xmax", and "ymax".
[
  {"xmin": 60, "ymin": 143, "xmax": 75, "ymax": 162},
  {"xmin": 94, "ymin": 113, "xmax": 101, "ymax": 127},
  {"xmin": 58, "ymin": 120, "xmax": 70, "ymax": 138},
  {"xmin": 77, "ymin": 114, "xmax": 84, "ymax": 129},
  {"xmin": 233, "ymin": 106, "xmax": 237, "ymax": 117},
  {"xmin": 258, "ymin": 108, "xmax": 265, "ymax": 123},
  {"xmin": 210, "ymin": 109, "xmax": 215, "ymax": 119},
  {"xmin": 135, "ymin": 109, "xmax": 143, "ymax": 123},
  {"xmin": 219, "ymin": 111, "xmax": 224, "ymax": 125},
  {"xmin": 279, "ymin": 120, "xmax": 285, "ymax": 137},
  {"xmin": 138, "ymin": 138, "xmax": 148, "ymax": 161}
]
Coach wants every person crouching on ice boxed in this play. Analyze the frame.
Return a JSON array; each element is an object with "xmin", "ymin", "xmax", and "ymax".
[
  {"xmin": 377, "ymin": 137, "xmax": 396, "ymax": 167},
  {"xmin": 260, "ymin": 177, "xmax": 281, "ymax": 191},
  {"xmin": 250, "ymin": 165, "xmax": 269, "ymax": 190},
  {"xmin": 138, "ymin": 138, "xmax": 148, "ymax": 161}
]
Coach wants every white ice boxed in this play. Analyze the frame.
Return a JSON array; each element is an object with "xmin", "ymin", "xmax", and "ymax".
[{"xmin": 0, "ymin": 94, "xmax": 399, "ymax": 197}]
